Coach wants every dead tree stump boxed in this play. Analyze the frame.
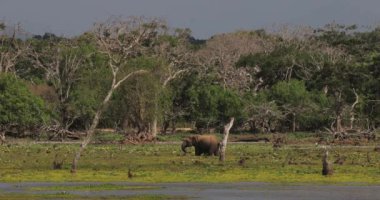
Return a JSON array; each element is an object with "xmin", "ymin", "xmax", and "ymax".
[
  {"xmin": 322, "ymin": 149, "xmax": 333, "ymax": 176},
  {"xmin": 0, "ymin": 131, "xmax": 5, "ymax": 145},
  {"xmin": 53, "ymin": 154, "xmax": 65, "ymax": 170}
]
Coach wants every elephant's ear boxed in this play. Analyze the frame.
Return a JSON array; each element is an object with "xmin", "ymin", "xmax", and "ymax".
[
  {"xmin": 183, "ymin": 138, "xmax": 191, "ymax": 145},
  {"xmin": 191, "ymin": 136, "xmax": 199, "ymax": 144}
]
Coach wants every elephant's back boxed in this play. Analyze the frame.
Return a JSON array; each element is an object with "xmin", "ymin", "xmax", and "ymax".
[{"xmin": 198, "ymin": 135, "xmax": 218, "ymax": 146}]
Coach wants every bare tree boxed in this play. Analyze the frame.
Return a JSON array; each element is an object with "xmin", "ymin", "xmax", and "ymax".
[
  {"xmin": 0, "ymin": 22, "xmax": 29, "ymax": 74},
  {"xmin": 157, "ymin": 30, "xmax": 194, "ymax": 88},
  {"xmin": 245, "ymin": 101, "xmax": 284, "ymax": 133},
  {"xmin": 0, "ymin": 23, "xmax": 30, "ymax": 144},
  {"xmin": 265, "ymin": 25, "xmax": 350, "ymax": 84},
  {"xmin": 29, "ymin": 39, "xmax": 88, "ymax": 137},
  {"xmin": 71, "ymin": 17, "xmax": 164, "ymax": 173},
  {"xmin": 195, "ymin": 31, "xmax": 273, "ymax": 92},
  {"xmin": 149, "ymin": 28, "xmax": 195, "ymax": 137},
  {"xmin": 192, "ymin": 31, "xmax": 271, "ymax": 161},
  {"xmin": 195, "ymin": 31, "xmax": 273, "ymax": 161}
]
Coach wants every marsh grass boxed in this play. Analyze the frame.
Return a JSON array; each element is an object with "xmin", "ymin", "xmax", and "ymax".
[
  {"xmin": 0, "ymin": 193, "xmax": 187, "ymax": 200},
  {"xmin": 0, "ymin": 142, "xmax": 379, "ymax": 184},
  {"xmin": 29, "ymin": 184, "xmax": 160, "ymax": 191},
  {"xmin": 0, "ymin": 193, "xmax": 77, "ymax": 200}
]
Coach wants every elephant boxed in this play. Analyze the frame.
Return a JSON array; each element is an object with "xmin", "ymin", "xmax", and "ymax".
[{"xmin": 181, "ymin": 135, "xmax": 220, "ymax": 156}]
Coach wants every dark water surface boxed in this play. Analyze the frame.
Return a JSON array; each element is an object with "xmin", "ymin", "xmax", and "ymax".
[{"xmin": 1, "ymin": 182, "xmax": 379, "ymax": 199}]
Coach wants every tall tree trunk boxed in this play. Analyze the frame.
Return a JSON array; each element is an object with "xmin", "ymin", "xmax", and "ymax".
[
  {"xmin": 292, "ymin": 113, "xmax": 296, "ymax": 132},
  {"xmin": 151, "ymin": 118, "xmax": 158, "ymax": 138},
  {"xmin": 151, "ymin": 89, "xmax": 159, "ymax": 138},
  {"xmin": 350, "ymin": 89, "xmax": 359, "ymax": 130},
  {"xmin": 335, "ymin": 91, "xmax": 344, "ymax": 132},
  {"xmin": 219, "ymin": 117, "xmax": 235, "ymax": 162},
  {"xmin": 60, "ymin": 103, "xmax": 70, "ymax": 141},
  {"xmin": 0, "ymin": 131, "xmax": 5, "ymax": 145},
  {"xmin": 161, "ymin": 120, "xmax": 169, "ymax": 134},
  {"xmin": 336, "ymin": 114, "xmax": 343, "ymax": 132},
  {"xmin": 71, "ymin": 70, "xmax": 148, "ymax": 173},
  {"xmin": 71, "ymin": 87, "xmax": 114, "ymax": 173},
  {"xmin": 171, "ymin": 120, "xmax": 176, "ymax": 134},
  {"xmin": 349, "ymin": 115, "xmax": 354, "ymax": 130}
]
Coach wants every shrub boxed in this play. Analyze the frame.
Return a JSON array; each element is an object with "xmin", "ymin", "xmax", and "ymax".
[{"xmin": 0, "ymin": 74, "xmax": 49, "ymax": 136}]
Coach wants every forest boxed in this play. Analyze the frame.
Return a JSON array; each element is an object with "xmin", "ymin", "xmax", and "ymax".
[
  {"xmin": 0, "ymin": 17, "xmax": 379, "ymax": 145},
  {"xmin": 0, "ymin": 17, "xmax": 379, "ymax": 193}
]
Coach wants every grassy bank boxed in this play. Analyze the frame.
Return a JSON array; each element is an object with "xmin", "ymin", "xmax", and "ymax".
[
  {"xmin": 0, "ymin": 193, "xmax": 186, "ymax": 200},
  {"xmin": 0, "ymin": 140, "xmax": 379, "ymax": 184}
]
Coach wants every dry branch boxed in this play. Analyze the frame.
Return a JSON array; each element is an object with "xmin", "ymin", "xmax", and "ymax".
[{"xmin": 71, "ymin": 17, "xmax": 164, "ymax": 173}]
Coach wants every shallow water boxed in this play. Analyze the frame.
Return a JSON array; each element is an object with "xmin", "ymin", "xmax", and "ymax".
[{"xmin": 1, "ymin": 182, "xmax": 379, "ymax": 200}]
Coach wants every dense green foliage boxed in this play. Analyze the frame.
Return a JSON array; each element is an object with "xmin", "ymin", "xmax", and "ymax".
[
  {"xmin": 187, "ymin": 82, "xmax": 243, "ymax": 131},
  {"xmin": 0, "ymin": 21, "xmax": 379, "ymax": 138},
  {"xmin": 0, "ymin": 74, "xmax": 49, "ymax": 134},
  {"xmin": 269, "ymin": 80, "xmax": 330, "ymax": 131}
]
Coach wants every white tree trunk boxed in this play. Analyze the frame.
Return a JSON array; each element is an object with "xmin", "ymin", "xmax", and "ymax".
[
  {"xmin": 151, "ymin": 90, "xmax": 159, "ymax": 138},
  {"xmin": 71, "ymin": 70, "xmax": 147, "ymax": 173},
  {"xmin": 335, "ymin": 91, "xmax": 344, "ymax": 133},
  {"xmin": 292, "ymin": 113, "xmax": 296, "ymax": 132},
  {"xmin": 219, "ymin": 117, "xmax": 235, "ymax": 162},
  {"xmin": 0, "ymin": 131, "xmax": 5, "ymax": 145},
  {"xmin": 350, "ymin": 89, "xmax": 359, "ymax": 129},
  {"xmin": 151, "ymin": 69, "xmax": 187, "ymax": 138},
  {"xmin": 151, "ymin": 118, "xmax": 158, "ymax": 138},
  {"xmin": 71, "ymin": 86, "xmax": 115, "ymax": 173},
  {"xmin": 336, "ymin": 114, "xmax": 343, "ymax": 132}
]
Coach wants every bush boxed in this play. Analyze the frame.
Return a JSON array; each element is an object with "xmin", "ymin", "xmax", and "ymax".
[
  {"xmin": 269, "ymin": 79, "xmax": 329, "ymax": 131},
  {"xmin": 0, "ymin": 74, "xmax": 49, "ymax": 136},
  {"xmin": 187, "ymin": 83, "xmax": 243, "ymax": 132}
]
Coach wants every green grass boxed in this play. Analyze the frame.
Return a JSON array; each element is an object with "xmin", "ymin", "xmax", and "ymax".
[
  {"xmin": 0, "ymin": 193, "xmax": 187, "ymax": 200},
  {"xmin": 93, "ymin": 131, "xmax": 125, "ymax": 143},
  {"xmin": 0, "ymin": 193, "xmax": 77, "ymax": 200},
  {"xmin": 0, "ymin": 142, "xmax": 379, "ymax": 184},
  {"xmin": 30, "ymin": 184, "xmax": 160, "ymax": 191},
  {"xmin": 285, "ymin": 132, "xmax": 318, "ymax": 139},
  {"xmin": 156, "ymin": 132, "xmax": 194, "ymax": 142}
]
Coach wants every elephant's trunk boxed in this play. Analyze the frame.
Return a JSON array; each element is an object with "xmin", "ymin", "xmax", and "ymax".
[{"xmin": 181, "ymin": 141, "xmax": 188, "ymax": 153}]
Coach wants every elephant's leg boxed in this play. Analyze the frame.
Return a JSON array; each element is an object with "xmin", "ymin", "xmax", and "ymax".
[
  {"xmin": 206, "ymin": 149, "xmax": 214, "ymax": 156},
  {"xmin": 205, "ymin": 146, "xmax": 217, "ymax": 156},
  {"xmin": 195, "ymin": 148, "xmax": 202, "ymax": 156}
]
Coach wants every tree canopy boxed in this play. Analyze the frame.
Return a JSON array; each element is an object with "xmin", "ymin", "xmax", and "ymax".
[
  {"xmin": 0, "ymin": 73, "xmax": 49, "ymax": 133},
  {"xmin": 0, "ymin": 20, "xmax": 378, "ymax": 140}
]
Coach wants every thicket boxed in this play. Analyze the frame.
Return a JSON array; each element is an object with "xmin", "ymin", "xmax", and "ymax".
[{"xmin": 0, "ymin": 21, "xmax": 379, "ymax": 140}]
